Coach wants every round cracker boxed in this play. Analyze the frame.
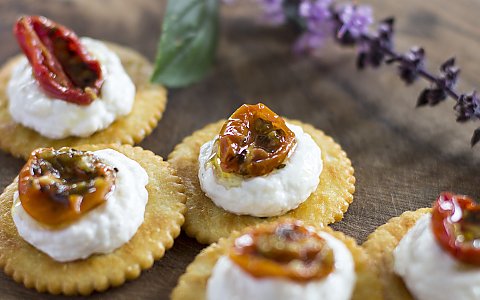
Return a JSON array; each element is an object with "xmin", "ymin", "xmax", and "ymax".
[
  {"xmin": 168, "ymin": 119, "xmax": 355, "ymax": 244},
  {"xmin": 171, "ymin": 223, "xmax": 381, "ymax": 300},
  {"xmin": 362, "ymin": 208, "xmax": 431, "ymax": 300},
  {"xmin": 0, "ymin": 144, "xmax": 186, "ymax": 295},
  {"xmin": 0, "ymin": 42, "xmax": 167, "ymax": 159}
]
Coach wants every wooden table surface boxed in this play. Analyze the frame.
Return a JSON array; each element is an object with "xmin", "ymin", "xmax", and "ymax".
[{"xmin": 1, "ymin": 0, "xmax": 479, "ymax": 299}]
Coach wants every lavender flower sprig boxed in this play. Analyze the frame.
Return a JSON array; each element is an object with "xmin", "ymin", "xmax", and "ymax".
[
  {"xmin": 155, "ymin": 0, "xmax": 479, "ymax": 144},
  {"xmin": 256, "ymin": 0, "xmax": 480, "ymax": 146}
]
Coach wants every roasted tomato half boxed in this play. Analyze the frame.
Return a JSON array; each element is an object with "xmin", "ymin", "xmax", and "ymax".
[
  {"xmin": 431, "ymin": 192, "xmax": 480, "ymax": 265},
  {"xmin": 218, "ymin": 103, "xmax": 296, "ymax": 177},
  {"xmin": 18, "ymin": 147, "xmax": 116, "ymax": 227},
  {"xmin": 229, "ymin": 220, "xmax": 335, "ymax": 281},
  {"xmin": 14, "ymin": 16, "xmax": 103, "ymax": 105}
]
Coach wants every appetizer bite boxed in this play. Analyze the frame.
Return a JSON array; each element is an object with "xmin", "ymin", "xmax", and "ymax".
[
  {"xmin": 363, "ymin": 192, "xmax": 480, "ymax": 300},
  {"xmin": 0, "ymin": 16, "xmax": 167, "ymax": 158},
  {"xmin": 0, "ymin": 145, "xmax": 186, "ymax": 295},
  {"xmin": 169, "ymin": 103, "xmax": 355, "ymax": 243},
  {"xmin": 171, "ymin": 220, "xmax": 380, "ymax": 300}
]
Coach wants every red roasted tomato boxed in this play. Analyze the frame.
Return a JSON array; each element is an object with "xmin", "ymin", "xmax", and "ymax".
[{"xmin": 431, "ymin": 192, "xmax": 480, "ymax": 265}]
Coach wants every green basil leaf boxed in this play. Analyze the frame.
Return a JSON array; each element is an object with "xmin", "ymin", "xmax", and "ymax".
[{"xmin": 151, "ymin": 0, "xmax": 219, "ymax": 87}]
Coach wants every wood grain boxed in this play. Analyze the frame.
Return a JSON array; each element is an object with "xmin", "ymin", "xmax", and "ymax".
[{"xmin": 0, "ymin": 0, "xmax": 479, "ymax": 299}]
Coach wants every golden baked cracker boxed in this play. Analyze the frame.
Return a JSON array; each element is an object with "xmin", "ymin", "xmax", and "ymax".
[
  {"xmin": 362, "ymin": 208, "xmax": 431, "ymax": 300},
  {"xmin": 0, "ymin": 144, "xmax": 186, "ymax": 295},
  {"xmin": 171, "ymin": 223, "xmax": 381, "ymax": 300},
  {"xmin": 168, "ymin": 119, "xmax": 355, "ymax": 244},
  {"xmin": 0, "ymin": 42, "xmax": 167, "ymax": 159}
]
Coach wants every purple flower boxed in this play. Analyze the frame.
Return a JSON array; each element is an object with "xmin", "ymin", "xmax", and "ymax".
[
  {"xmin": 299, "ymin": 0, "xmax": 332, "ymax": 31},
  {"xmin": 356, "ymin": 18, "xmax": 395, "ymax": 68},
  {"xmin": 393, "ymin": 47, "xmax": 426, "ymax": 85},
  {"xmin": 417, "ymin": 57, "xmax": 460, "ymax": 107},
  {"xmin": 455, "ymin": 91, "xmax": 480, "ymax": 122},
  {"xmin": 294, "ymin": 0, "xmax": 333, "ymax": 54},
  {"xmin": 258, "ymin": 0, "xmax": 286, "ymax": 25},
  {"xmin": 337, "ymin": 4, "xmax": 373, "ymax": 38}
]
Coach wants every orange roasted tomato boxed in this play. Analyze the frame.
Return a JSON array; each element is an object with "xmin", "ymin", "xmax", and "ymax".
[
  {"xmin": 229, "ymin": 220, "xmax": 335, "ymax": 282},
  {"xmin": 18, "ymin": 147, "xmax": 116, "ymax": 227},
  {"xmin": 432, "ymin": 192, "xmax": 480, "ymax": 265},
  {"xmin": 217, "ymin": 103, "xmax": 296, "ymax": 177}
]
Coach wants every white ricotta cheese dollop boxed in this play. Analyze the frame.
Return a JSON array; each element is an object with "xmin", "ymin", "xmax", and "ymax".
[
  {"xmin": 7, "ymin": 37, "xmax": 135, "ymax": 139},
  {"xmin": 11, "ymin": 149, "xmax": 148, "ymax": 262},
  {"xmin": 394, "ymin": 214, "xmax": 480, "ymax": 300},
  {"xmin": 198, "ymin": 123, "xmax": 322, "ymax": 217},
  {"xmin": 206, "ymin": 231, "xmax": 356, "ymax": 300}
]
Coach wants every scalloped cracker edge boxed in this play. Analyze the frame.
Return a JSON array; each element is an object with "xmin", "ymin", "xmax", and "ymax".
[
  {"xmin": 0, "ymin": 144, "xmax": 186, "ymax": 295},
  {"xmin": 362, "ymin": 208, "xmax": 431, "ymax": 300},
  {"xmin": 171, "ymin": 223, "xmax": 381, "ymax": 300},
  {"xmin": 0, "ymin": 42, "xmax": 167, "ymax": 159},
  {"xmin": 168, "ymin": 119, "xmax": 355, "ymax": 244}
]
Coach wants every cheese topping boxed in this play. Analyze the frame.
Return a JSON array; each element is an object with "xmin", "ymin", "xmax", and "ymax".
[
  {"xmin": 198, "ymin": 123, "xmax": 322, "ymax": 217},
  {"xmin": 394, "ymin": 214, "xmax": 480, "ymax": 300},
  {"xmin": 11, "ymin": 149, "xmax": 148, "ymax": 262},
  {"xmin": 206, "ymin": 231, "xmax": 356, "ymax": 300},
  {"xmin": 7, "ymin": 38, "xmax": 135, "ymax": 139}
]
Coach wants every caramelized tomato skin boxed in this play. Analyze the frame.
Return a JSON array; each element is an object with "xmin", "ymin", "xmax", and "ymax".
[
  {"xmin": 229, "ymin": 220, "xmax": 334, "ymax": 282},
  {"xmin": 18, "ymin": 148, "xmax": 116, "ymax": 227},
  {"xmin": 13, "ymin": 16, "xmax": 103, "ymax": 105},
  {"xmin": 218, "ymin": 103, "xmax": 296, "ymax": 177},
  {"xmin": 432, "ymin": 192, "xmax": 480, "ymax": 265}
]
